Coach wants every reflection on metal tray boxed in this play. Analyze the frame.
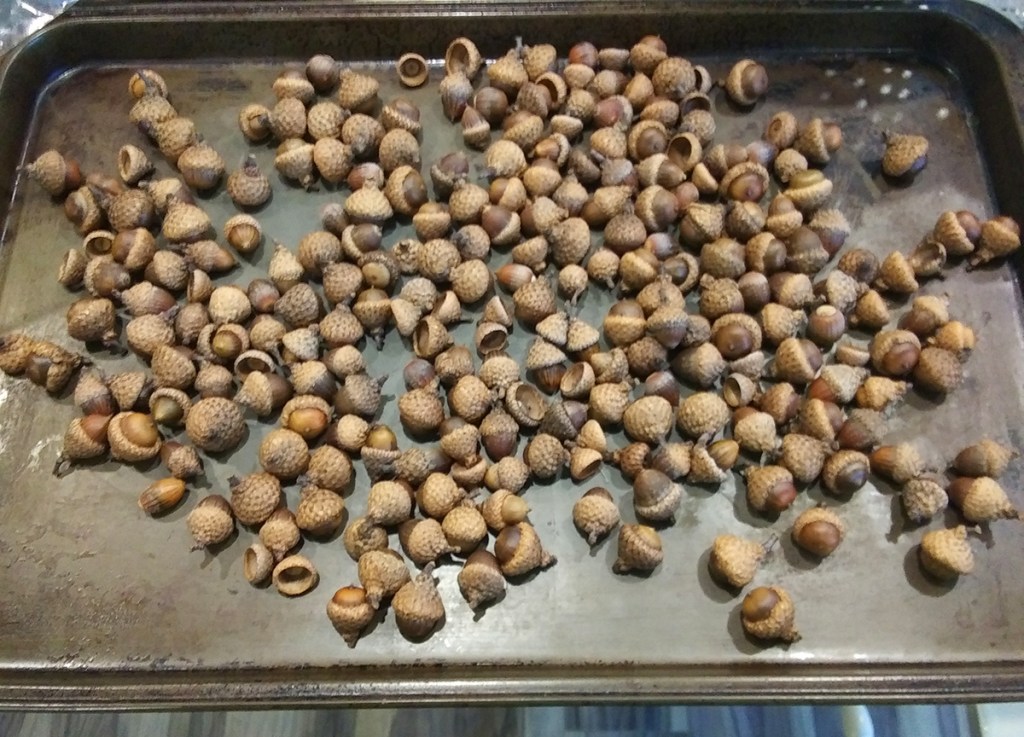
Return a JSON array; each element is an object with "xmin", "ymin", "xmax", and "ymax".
[{"xmin": 0, "ymin": 0, "xmax": 1023, "ymax": 708}]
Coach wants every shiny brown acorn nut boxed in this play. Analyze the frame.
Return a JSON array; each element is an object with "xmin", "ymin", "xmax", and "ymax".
[
  {"xmin": 870, "ymin": 443, "xmax": 927, "ymax": 484},
  {"xmin": 835, "ymin": 409, "xmax": 887, "ymax": 452},
  {"xmin": 952, "ymin": 439, "xmax": 1017, "ymax": 478},
  {"xmin": 919, "ymin": 525, "xmax": 974, "ymax": 580},
  {"xmin": 792, "ymin": 506, "xmax": 845, "ymax": 558},
  {"xmin": 612, "ymin": 523, "xmax": 663, "ymax": 574},
  {"xmin": 821, "ymin": 449, "xmax": 870, "ymax": 496},
  {"xmin": 725, "ymin": 59, "xmax": 768, "ymax": 106},
  {"xmin": 709, "ymin": 534, "xmax": 772, "ymax": 589},
  {"xmin": 771, "ymin": 338, "xmax": 822, "ymax": 385},
  {"xmin": 137, "ymin": 477, "xmax": 186, "ymax": 515},
  {"xmin": 630, "ymin": 461, "xmax": 683, "ymax": 523},
  {"xmin": 740, "ymin": 586, "xmax": 800, "ymax": 643},
  {"xmin": 869, "ymin": 330, "xmax": 921, "ymax": 377},
  {"xmin": 458, "ymin": 550, "xmax": 506, "ymax": 610},
  {"xmin": 744, "ymin": 464, "xmax": 797, "ymax": 513},
  {"xmin": 494, "ymin": 522, "xmax": 556, "ymax": 577},
  {"xmin": 947, "ymin": 476, "xmax": 1020, "ymax": 523},
  {"xmin": 107, "ymin": 411, "xmax": 161, "ymax": 463}
]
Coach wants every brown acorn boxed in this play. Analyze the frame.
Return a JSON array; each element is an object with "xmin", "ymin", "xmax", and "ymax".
[
  {"xmin": 677, "ymin": 392, "xmax": 731, "ymax": 439},
  {"xmin": 948, "ymin": 476, "xmax": 1020, "ymax": 522},
  {"xmin": 821, "ymin": 449, "xmax": 870, "ymax": 496},
  {"xmin": 741, "ymin": 586, "xmax": 800, "ymax": 642},
  {"xmin": 953, "ymin": 439, "xmax": 1017, "ymax": 478},
  {"xmin": 228, "ymin": 472, "xmax": 282, "ymax": 527},
  {"xmin": 612, "ymin": 524, "xmax": 663, "ymax": 574},
  {"xmin": 913, "ymin": 346, "xmax": 964, "ymax": 394},
  {"xmin": 835, "ymin": 409, "xmax": 888, "ymax": 452},
  {"xmin": 779, "ymin": 433, "xmax": 829, "ymax": 483},
  {"xmin": 186, "ymin": 495, "xmax": 234, "ymax": 551},
  {"xmin": 326, "ymin": 586, "xmax": 375, "ymax": 648},
  {"xmin": 392, "ymin": 565, "xmax": 445, "ymax": 639},
  {"xmin": 495, "ymin": 522, "xmax": 556, "ymax": 577},
  {"xmin": 458, "ymin": 551, "xmax": 506, "ymax": 610},
  {"xmin": 52, "ymin": 414, "xmax": 111, "ymax": 476},
  {"xmin": 870, "ymin": 443, "xmax": 927, "ymax": 485},
  {"xmin": 295, "ymin": 485, "xmax": 346, "ymax": 537},
  {"xmin": 919, "ymin": 526, "xmax": 974, "ymax": 580},
  {"xmin": 358, "ymin": 549, "xmax": 411, "ymax": 609},
  {"xmin": 902, "ymin": 476, "xmax": 949, "ymax": 523},
  {"xmin": 869, "ymin": 330, "xmax": 921, "ymax": 377},
  {"xmin": 107, "ymin": 411, "xmax": 162, "ymax": 463},
  {"xmin": 855, "ymin": 376, "xmax": 911, "ymax": 412},
  {"xmin": 709, "ymin": 534, "xmax": 772, "ymax": 589},
  {"xmin": 184, "ymin": 397, "xmax": 245, "ymax": 453},
  {"xmin": 881, "ymin": 132, "xmax": 929, "ymax": 179},
  {"xmin": 792, "ymin": 506, "xmax": 845, "ymax": 558},
  {"xmin": 744, "ymin": 464, "xmax": 797, "ymax": 513},
  {"xmin": 633, "ymin": 468, "xmax": 682, "ymax": 522}
]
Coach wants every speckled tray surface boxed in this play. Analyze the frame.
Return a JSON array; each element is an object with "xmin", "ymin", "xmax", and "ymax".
[{"xmin": 0, "ymin": 0, "xmax": 1023, "ymax": 708}]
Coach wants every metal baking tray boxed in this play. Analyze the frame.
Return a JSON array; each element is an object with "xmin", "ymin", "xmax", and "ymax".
[{"xmin": 1, "ymin": 0, "xmax": 1023, "ymax": 708}]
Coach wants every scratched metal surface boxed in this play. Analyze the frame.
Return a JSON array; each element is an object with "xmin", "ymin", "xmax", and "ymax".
[{"xmin": 0, "ymin": 2, "xmax": 1023, "ymax": 706}]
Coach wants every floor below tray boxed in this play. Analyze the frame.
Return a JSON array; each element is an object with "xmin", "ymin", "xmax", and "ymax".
[{"xmin": 0, "ymin": 703, "xmax": 979, "ymax": 737}]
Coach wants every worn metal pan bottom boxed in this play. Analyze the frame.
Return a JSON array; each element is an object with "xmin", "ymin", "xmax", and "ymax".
[{"xmin": 1, "ymin": 0, "xmax": 1024, "ymax": 707}]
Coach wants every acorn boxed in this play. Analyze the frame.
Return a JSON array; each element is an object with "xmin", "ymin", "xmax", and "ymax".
[
  {"xmin": 255, "ymin": 508, "xmax": 299, "ymax": 562},
  {"xmin": 902, "ymin": 476, "xmax": 949, "ymax": 523},
  {"xmin": 791, "ymin": 506, "xmax": 845, "ymax": 557},
  {"xmin": 612, "ymin": 524, "xmax": 663, "ymax": 574},
  {"xmin": 523, "ymin": 433, "xmax": 569, "ymax": 480},
  {"xmin": 512, "ymin": 277, "xmax": 557, "ymax": 327},
  {"xmin": 743, "ymin": 464, "xmax": 797, "ymax": 513},
  {"xmin": 709, "ymin": 534, "xmax": 772, "ymax": 589},
  {"xmin": 24, "ymin": 149, "xmax": 82, "ymax": 197},
  {"xmin": 184, "ymin": 494, "xmax": 234, "ymax": 552},
  {"xmin": 874, "ymin": 251, "xmax": 919, "ymax": 295},
  {"xmin": 741, "ymin": 586, "xmax": 800, "ymax": 643},
  {"xmin": 855, "ymin": 376, "xmax": 910, "ymax": 412},
  {"xmin": 66, "ymin": 297, "xmax": 119, "ymax": 348},
  {"xmin": 441, "ymin": 504, "xmax": 488, "ymax": 555},
  {"xmin": 295, "ymin": 485, "xmax": 346, "ymax": 537},
  {"xmin": 184, "ymin": 397, "xmax": 245, "ymax": 453},
  {"xmin": 870, "ymin": 330, "xmax": 921, "ymax": 377},
  {"xmin": 159, "ymin": 441, "xmax": 203, "ymax": 482},
  {"xmin": 808, "ymin": 364, "xmax": 869, "ymax": 406},
  {"xmin": 458, "ymin": 551, "xmax": 506, "ymax": 610},
  {"xmin": 448, "ymin": 374, "xmax": 492, "ymax": 425},
  {"xmin": 52, "ymin": 414, "xmax": 111, "ymax": 476},
  {"xmin": 358, "ymin": 549, "xmax": 412, "ymax": 609},
  {"xmin": 479, "ymin": 487, "xmax": 530, "ymax": 532},
  {"xmin": 632, "ymin": 468, "xmax": 682, "ymax": 522},
  {"xmin": 869, "ymin": 443, "xmax": 926, "ymax": 485},
  {"xmin": 670, "ymin": 343, "xmax": 726, "ymax": 388},
  {"xmin": 711, "ymin": 313, "xmax": 762, "ymax": 360},
  {"xmin": 932, "ymin": 209, "xmax": 982, "ymax": 257},
  {"xmin": 919, "ymin": 526, "xmax": 974, "ymax": 580},
  {"xmin": 953, "ymin": 440, "xmax": 1016, "ymax": 478},
  {"xmin": 881, "ymin": 132, "xmax": 929, "ymax": 179},
  {"xmin": 835, "ymin": 409, "xmax": 888, "ymax": 452},
  {"xmin": 106, "ymin": 411, "xmax": 161, "ymax": 463},
  {"xmin": 226, "ymin": 472, "xmax": 281, "ymax": 527},
  {"xmin": 725, "ymin": 59, "xmax": 768, "ymax": 105},
  {"xmin": 907, "ymin": 237, "xmax": 947, "ymax": 278},
  {"xmin": 495, "ymin": 522, "xmax": 556, "ymax": 577},
  {"xmin": 162, "ymin": 197, "xmax": 211, "ymax": 243},
  {"xmin": 676, "ymin": 392, "xmax": 730, "ymax": 439},
  {"xmin": 416, "ymin": 472, "xmax": 466, "ymax": 521},
  {"xmin": 948, "ymin": 476, "xmax": 1020, "ymax": 522},
  {"xmin": 392, "ymin": 565, "xmax": 445, "ymax": 639},
  {"xmin": 242, "ymin": 543, "xmax": 274, "ymax": 587},
  {"xmin": 326, "ymin": 586, "xmax": 375, "ymax": 648},
  {"xmin": 734, "ymin": 410, "xmax": 780, "ymax": 453},
  {"xmin": 623, "ymin": 395, "xmax": 674, "ymax": 445},
  {"xmin": 819, "ymin": 449, "xmax": 870, "ymax": 496},
  {"xmin": 689, "ymin": 439, "xmax": 739, "ymax": 484},
  {"xmin": 504, "ymin": 381, "xmax": 548, "ymax": 429},
  {"xmin": 366, "ymin": 475, "xmax": 413, "ymax": 526},
  {"xmin": 177, "ymin": 142, "xmax": 225, "ymax": 191},
  {"xmin": 913, "ymin": 346, "xmax": 963, "ymax": 394},
  {"xmin": 148, "ymin": 386, "xmax": 191, "ymax": 428},
  {"xmin": 272, "ymin": 555, "xmax": 319, "ymax": 597},
  {"xmin": 224, "ymin": 154, "xmax": 271, "ymax": 209},
  {"xmin": 646, "ymin": 441, "xmax": 689, "ymax": 481},
  {"xmin": 343, "ymin": 517, "xmax": 389, "ymax": 561}
]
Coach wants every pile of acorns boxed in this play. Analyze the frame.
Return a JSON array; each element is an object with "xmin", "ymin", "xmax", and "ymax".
[{"xmin": 4, "ymin": 32, "xmax": 1023, "ymax": 649}]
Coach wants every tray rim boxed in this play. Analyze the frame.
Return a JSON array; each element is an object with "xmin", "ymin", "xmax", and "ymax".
[{"xmin": 1, "ymin": 0, "xmax": 1024, "ymax": 708}]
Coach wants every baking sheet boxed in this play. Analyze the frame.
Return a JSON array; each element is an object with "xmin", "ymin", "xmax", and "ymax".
[{"xmin": 1, "ymin": 0, "xmax": 1024, "ymax": 706}]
